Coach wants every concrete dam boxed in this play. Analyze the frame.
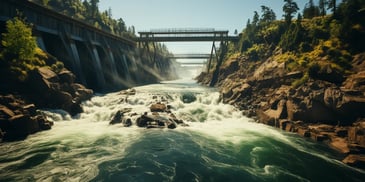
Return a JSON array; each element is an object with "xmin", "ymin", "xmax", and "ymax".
[{"xmin": 0, "ymin": 0, "xmax": 177, "ymax": 92}]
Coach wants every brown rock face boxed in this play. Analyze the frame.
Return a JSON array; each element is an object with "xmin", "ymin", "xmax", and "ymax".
[
  {"xmin": 27, "ymin": 67, "xmax": 93, "ymax": 116},
  {"xmin": 343, "ymin": 71, "xmax": 365, "ymax": 91},
  {"xmin": 150, "ymin": 103, "xmax": 167, "ymax": 112},
  {"xmin": 0, "ymin": 95, "xmax": 53, "ymax": 141},
  {"xmin": 343, "ymin": 155, "xmax": 365, "ymax": 168},
  {"xmin": 348, "ymin": 121, "xmax": 365, "ymax": 148}
]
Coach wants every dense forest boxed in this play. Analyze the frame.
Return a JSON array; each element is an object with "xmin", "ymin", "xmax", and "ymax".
[{"xmin": 223, "ymin": 0, "xmax": 365, "ymax": 87}]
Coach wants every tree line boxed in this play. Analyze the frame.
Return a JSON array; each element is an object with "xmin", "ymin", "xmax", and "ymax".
[
  {"xmin": 230, "ymin": 0, "xmax": 365, "ymax": 87},
  {"xmin": 32, "ymin": 0, "xmax": 135, "ymax": 37}
]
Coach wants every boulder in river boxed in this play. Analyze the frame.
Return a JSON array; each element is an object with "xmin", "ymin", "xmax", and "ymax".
[
  {"xmin": 110, "ymin": 108, "xmax": 132, "ymax": 126},
  {"xmin": 150, "ymin": 103, "xmax": 167, "ymax": 112},
  {"xmin": 110, "ymin": 96, "xmax": 188, "ymax": 129},
  {"xmin": 181, "ymin": 92, "xmax": 197, "ymax": 103},
  {"xmin": 343, "ymin": 155, "xmax": 365, "ymax": 168}
]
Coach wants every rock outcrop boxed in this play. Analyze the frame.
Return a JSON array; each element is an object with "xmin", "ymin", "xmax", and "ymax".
[
  {"xmin": 26, "ymin": 67, "xmax": 93, "ymax": 116},
  {"xmin": 0, "ymin": 95, "xmax": 53, "ymax": 141},
  {"xmin": 0, "ymin": 66, "xmax": 93, "ymax": 142},
  {"xmin": 109, "ymin": 93, "xmax": 188, "ymax": 129},
  {"xmin": 196, "ymin": 53, "xmax": 365, "ymax": 169}
]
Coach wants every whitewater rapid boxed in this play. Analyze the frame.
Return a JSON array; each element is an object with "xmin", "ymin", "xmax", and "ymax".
[{"xmin": 1, "ymin": 66, "xmax": 365, "ymax": 181}]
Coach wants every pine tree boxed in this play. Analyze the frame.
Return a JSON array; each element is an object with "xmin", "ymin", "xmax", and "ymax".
[
  {"xmin": 260, "ymin": 6, "xmax": 276, "ymax": 23},
  {"xmin": 90, "ymin": 0, "xmax": 99, "ymax": 19},
  {"xmin": 327, "ymin": 0, "xmax": 337, "ymax": 16},
  {"xmin": 303, "ymin": 0, "xmax": 320, "ymax": 19},
  {"xmin": 319, "ymin": 0, "xmax": 327, "ymax": 16},
  {"xmin": 283, "ymin": 0, "xmax": 300, "ymax": 25},
  {"xmin": 252, "ymin": 11, "xmax": 260, "ymax": 26}
]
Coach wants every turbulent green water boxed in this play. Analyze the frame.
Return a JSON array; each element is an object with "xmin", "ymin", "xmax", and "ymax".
[{"xmin": 1, "ymin": 67, "xmax": 365, "ymax": 181}]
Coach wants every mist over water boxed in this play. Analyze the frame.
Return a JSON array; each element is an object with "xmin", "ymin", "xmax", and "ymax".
[{"xmin": 1, "ymin": 66, "xmax": 365, "ymax": 181}]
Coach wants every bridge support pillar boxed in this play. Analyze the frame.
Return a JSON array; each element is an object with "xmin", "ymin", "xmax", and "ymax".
[{"xmin": 209, "ymin": 36, "xmax": 228, "ymax": 87}]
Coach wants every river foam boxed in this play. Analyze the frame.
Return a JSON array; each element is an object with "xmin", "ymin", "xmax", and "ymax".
[{"xmin": 1, "ymin": 66, "xmax": 365, "ymax": 181}]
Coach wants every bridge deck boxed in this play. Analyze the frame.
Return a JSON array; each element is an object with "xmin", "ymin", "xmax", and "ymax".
[
  {"xmin": 137, "ymin": 28, "xmax": 239, "ymax": 42},
  {"xmin": 169, "ymin": 54, "xmax": 211, "ymax": 59}
]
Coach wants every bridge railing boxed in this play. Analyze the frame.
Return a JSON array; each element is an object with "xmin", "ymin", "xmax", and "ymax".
[
  {"xmin": 137, "ymin": 28, "xmax": 239, "ymax": 42},
  {"xmin": 141, "ymin": 28, "xmax": 229, "ymax": 34},
  {"xmin": 168, "ymin": 54, "xmax": 212, "ymax": 59}
]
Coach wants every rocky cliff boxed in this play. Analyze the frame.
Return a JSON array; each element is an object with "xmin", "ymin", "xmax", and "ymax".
[{"xmin": 196, "ymin": 52, "xmax": 365, "ymax": 169}]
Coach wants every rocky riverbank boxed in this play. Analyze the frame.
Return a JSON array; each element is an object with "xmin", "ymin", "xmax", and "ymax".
[
  {"xmin": 196, "ymin": 53, "xmax": 365, "ymax": 169},
  {"xmin": 0, "ymin": 66, "xmax": 93, "ymax": 142}
]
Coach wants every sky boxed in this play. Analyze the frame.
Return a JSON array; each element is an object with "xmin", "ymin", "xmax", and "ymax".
[{"xmin": 99, "ymin": 0, "xmax": 309, "ymax": 62}]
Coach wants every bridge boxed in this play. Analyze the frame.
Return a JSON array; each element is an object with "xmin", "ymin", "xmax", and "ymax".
[
  {"xmin": 137, "ymin": 28, "xmax": 239, "ymax": 75},
  {"xmin": 168, "ymin": 54, "xmax": 211, "ymax": 59},
  {"xmin": 137, "ymin": 28, "xmax": 238, "ymax": 42}
]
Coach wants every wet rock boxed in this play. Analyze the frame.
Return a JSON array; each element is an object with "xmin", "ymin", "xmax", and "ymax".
[
  {"xmin": 258, "ymin": 99, "xmax": 287, "ymax": 126},
  {"xmin": 0, "ymin": 94, "xmax": 53, "ymax": 142},
  {"xmin": 136, "ymin": 114, "xmax": 150, "ymax": 127},
  {"xmin": 297, "ymin": 127, "xmax": 311, "ymax": 137},
  {"xmin": 348, "ymin": 121, "xmax": 365, "ymax": 147},
  {"xmin": 132, "ymin": 101, "xmax": 187, "ymax": 129},
  {"xmin": 37, "ymin": 67, "xmax": 59, "ymax": 82},
  {"xmin": 58, "ymin": 70, "xmax": 75, "ymax": 84},
  {"xmin": 349, "ymin": 144, "xmax": 365, "ymax": 154},
  {"xmin": 167, "ymin": 120, "xmax": 177, "ymax": 129},
  {"xmin": 310, "ymin": 133, "xmax": 328, "ymax": 142},
  {"xmin": 110, "ymin": 108, "xmax": 132, "ymax": 126},
  {"xmin": 181, "ymin": 92, "xmax": 197, "ymax": 103},
  {"xmin": 285, "ymin": 122, "xmax": 295, "ymax": 132},
  {"xmin": 335, "ymin": 128, "xmax": 348, "ymax": 137},
  {"xmin": 343, "ymin": 71, "xmax": 365, "ymax": 91},
  {"xmin": 330, "ymin": 137, "xmax": 350, "ymax": 154},
  {"xmin": 0, "ymin": 105, "xmax": 15, "ymax": 119},
  {"xmin": 73, "ymin": 83, "xmax": 93, "ymax": 102},
  {"xmin": 279, "ymin": 119, "xmax": 291, "ymax": 130},
  {"xmin": 22, "ymin": 104, "xmax": 37, "ymax": 116},
  {"xmin": 343, "ymin": 155, "xmax": 365, "ymax": 168},
  {"xmin": 150, "ymin": 103, "xmax": 167, "ymax": 112}
]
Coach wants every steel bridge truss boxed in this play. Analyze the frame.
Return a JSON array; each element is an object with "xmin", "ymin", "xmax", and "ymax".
[{"xmin": 137, "ymin": 28, "xmax": 238, "ymax": 73}]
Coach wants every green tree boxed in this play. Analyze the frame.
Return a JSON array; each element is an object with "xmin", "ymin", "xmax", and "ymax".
[
  {"xmin": 319, "ymin": 0, "xmax": 327, "ymax": 16},
  {"xmin": 303, "ymin": 0, "xmax": 320, "ymax": 19},
  {"xmin": 327, "ymin": 0, "xmax": 337, "ymax": 16},
  {"xmin": 279, "ymin": 13, "xmax": 304, "ymax": 51},
  {"xmin": 260, "ymin": 5, "xmax": 276, "ymax": 23},
  {"xmin": 252, "ymin": 11, "xmax": 260, "ymax": 26},
  {"xmin": 90, "ymin": 0, "xmax": 99, "ymax": 19},
  {"xmin": 283, "ymin": 0, "xmax": 300, "ymax": 25},
  {"xmin": 1, "ymin": 16, "xmax": 46, "ymax": 81},
  {"xmin": 117, "ymin": 18, "xmax": 126, "ymax": 32},
  {"xmin": 1, "ymin": 17, "xmax": 37, "ymax": 60}
]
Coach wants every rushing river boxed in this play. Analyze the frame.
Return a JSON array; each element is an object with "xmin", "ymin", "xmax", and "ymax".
[{"xmin": 1, "ymin": 66, "xmax": 365, "ymax": 182}]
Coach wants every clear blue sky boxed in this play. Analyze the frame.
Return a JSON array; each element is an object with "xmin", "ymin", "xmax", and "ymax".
[{"xmin": 99, "ymin": 0, "xmax": 309, "ymax": 61}]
